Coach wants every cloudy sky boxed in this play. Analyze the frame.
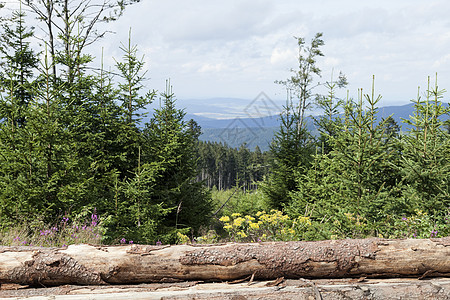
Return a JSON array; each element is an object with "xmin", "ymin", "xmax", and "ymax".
[
  {"xmin": 8, "ymin": 0, "xmax": 449, "ymax": 116},
  {"xmin": 94, "ymin": 0, "xmax": 450, "ymax": 108}
]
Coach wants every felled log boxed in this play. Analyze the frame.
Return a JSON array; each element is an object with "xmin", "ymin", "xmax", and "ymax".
[
  {"xmin": 0, "ymin": 237, "xmax": 449, "ymax": 286},
  {"xmin": 2, "ymin": 279, "xmax": 450, "ymax": 299}
]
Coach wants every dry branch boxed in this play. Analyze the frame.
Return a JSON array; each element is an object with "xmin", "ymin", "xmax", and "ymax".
[{"xmin": 0, "ymin": 237, "xmax": 449, "ymax": 286}]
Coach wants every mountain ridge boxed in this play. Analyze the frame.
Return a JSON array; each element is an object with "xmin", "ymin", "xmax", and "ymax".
[{"xmin": 192, "ymin": 102, "xmax": 448, "ymax": 151}]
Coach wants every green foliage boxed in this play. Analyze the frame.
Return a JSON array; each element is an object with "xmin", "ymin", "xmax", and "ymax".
[
  {"xmin": 275, "ymin": 33, "xmax": 324, "ymax": 130},
  {"xmin": 389, "ymin": 209, "xmax": 449, "ymax": 239},
  {"xmin": 262, "ymin": 33, "xmax": 342, "ymax": 210},
  {"xmin": 0, "ymin": 208, "xmax": 104, "ymax": 247},
  {"xmin": 399, "ymin": 76, "xmax": 450, "ymax": 215},
  {"xmin": 211, "ymin": 187, "xmax": 269, "ymax": 217},
  {"xmin": 0, "ymin": 6, "xmax": 448, "ymax": 246},
  {"xmin": 141, "ymin": 83, "xmax": 213, "ymax": 242},
  {"xmin": 288, "ymin": 77, "xmax": 404, "ymax": 228},
  {"xmin": 283, "ymin": 75, "xmax": 449, "ymax": 241},
  {"xmin": 261, "ymin": 100, "xmax": 314, "ymax": 209},
  {"xmin": 0, "ymin": 4, "xmax": 211, "ymax": 245},
  {"xmin": 0, "ymin": 5, "xmax": 38, "ymax": 127},
  {"xmin": 115, "ymin": 29, "xmax": 156, "ymax": 125},
  {"xmin": 218, "ymin": 211, "xmax": 316, "ymax": 242},
  {"xmin": 196, "ymin": 141, "xmax": 270, "ymax": 191}
]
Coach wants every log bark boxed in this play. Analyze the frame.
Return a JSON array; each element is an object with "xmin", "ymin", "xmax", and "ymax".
[
  {"xmin": 0, "ymin": 237, "xmax": 449, "ymax": 286},
  {"xmin": 2, "ymin": 279, "xmax": 450, "ymax": 299}
]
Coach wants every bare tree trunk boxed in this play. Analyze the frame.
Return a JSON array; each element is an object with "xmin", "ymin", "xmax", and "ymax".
[
  {"xmin": 2, "ymin": 278, "xmax": 450, "ymax": 299},
  {"xmin": 1, "ymin": 238, "xmax": 450, "ymax": 286}
]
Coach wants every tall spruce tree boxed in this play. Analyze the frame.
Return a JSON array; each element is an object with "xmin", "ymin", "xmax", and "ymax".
[
  {"xmin": 287, "ymin": 78, "xmax": 403, "ymax": 236},
  {"xmin": 0, "ymin": 4, "xmax": 38, "ymax": 127},
  {"xmin": 143, "ymin": 83, "xmax": 212, "ymax": 242},
  {"xmin": 262, "ymin": 97, "xmax": 313, "ymax": 209},
  {"xmin": 400, "ymin": 76, "xmax": 450, "ymax": 215},
  {"xmin": 262, "ymin": 33, "xmax": 325, "ymax": 209},
  {"xmin": 0, "ymin": 5, "xmax": 42, "ymax": 225},
  {"xmin": 23, "ymin": 0, "xmax": 141, "ymax": 81}
]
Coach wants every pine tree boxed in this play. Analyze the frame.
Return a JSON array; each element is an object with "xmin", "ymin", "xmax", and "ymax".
[
  {"xmin": 0, "ymin": 3, "xmax": 38, "ymax": 126},
  {"xmin": 261, "ymin": 98, "xmax": 314, "ymax": 209},
  {"xmin": 262, "ymin": 33, "xmax": 327, "ymax": 210},
  {"xmin": 22, "ymin": 0, "xmax": 141, "ymax": 80},
  {"xmin": 0, "ymin": 5, "xmax": 42, "ymax": 225},
  {"xmin": 313, "ymin": 73, "xmax": 348, "ymax": 154},
  {"xmin": 143, "ymin": 83, "xmax": 212, "ymax": 242},
  {"xmin": 400, "ymin": 76, "xmax": 450, "ymax": 215},
  {"xmin": 287, "ymin": 77, "xmax": 403, "ymax": 236}
]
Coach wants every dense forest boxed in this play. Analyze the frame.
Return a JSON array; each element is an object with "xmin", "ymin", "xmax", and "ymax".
[
  {"xmin": 0, "ymin": 1, "xmax": 449, "ymax": 246},
  {"xmin": 196, "ymin": 141, "xmax": 270, "ymax": 191}
]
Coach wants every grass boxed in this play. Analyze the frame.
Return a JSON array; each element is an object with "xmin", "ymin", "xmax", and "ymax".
[
  {"xmin": 0, "ymin": 208, "xmax": 103, "ymax": 247},
  {"xmin": 1, "ymin": 206, "xmax": 448, "ymax": 247}
]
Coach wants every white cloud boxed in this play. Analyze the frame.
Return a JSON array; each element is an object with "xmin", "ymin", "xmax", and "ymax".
[
  {"xmin": 270, "ymin": 47, "xmax": 296, "ymax": 66},
  {"xmin": 77, "ymin": 0, "xmax": 450, "ymax": 104},
  {"xmin": 433, "ymin": 54, "xmax": 450, "ymax": 69},
  {"xmin": 198, "ymin": 63, "xmax": 227, "ymax": 73},
  {"xmin": 323, "ymin": 57, "xmax": 341, "ymax": 68}
]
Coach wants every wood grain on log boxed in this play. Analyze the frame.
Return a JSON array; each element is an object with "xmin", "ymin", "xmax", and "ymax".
[
  {"xmin": 2, "ymin": 279, "xmax": 450, "ymax": 299},
  {"xmin": 0, "ymin": 238, "xmax": 449, "ymax": 286}
]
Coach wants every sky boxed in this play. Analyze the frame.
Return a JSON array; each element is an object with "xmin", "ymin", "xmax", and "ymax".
[
  {"xmin": 8, "ymin": 0, "xmax": 450, "ymax": 117},
  {"xmin": 93, "ymin": 0, "xmax": 450, "ymax": 108}
]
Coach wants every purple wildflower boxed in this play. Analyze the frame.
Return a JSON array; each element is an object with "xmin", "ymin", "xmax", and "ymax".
[
  {"xmin": 91, "ymin": 209, "xmax": 98, "ymax": 227},
  {"xmin": 129, "ymin": 240, "xmax": 133, "ymax": 244},
  {"xmin": 156, "ymin": 241, "xmax": 162, "ymax": 246},
  {"xmin": 40, "ymin": 229, "xmax": 52, "ymax": 236},
  {"xmin": 120, "ymin": 238, "xmax": 126, "ymax": 244},
  {"xmin": 401, "ymin": 217, "xmax": 407, "ymax": 221}
]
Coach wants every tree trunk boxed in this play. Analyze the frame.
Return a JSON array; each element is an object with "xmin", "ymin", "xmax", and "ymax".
[
  {"xmin": 2, "ymin": 279, "xmax": 450, "ymax": 299},
  {"xmin": 1, "ymin": 237, "xmax": 449, "ymax": 286}
]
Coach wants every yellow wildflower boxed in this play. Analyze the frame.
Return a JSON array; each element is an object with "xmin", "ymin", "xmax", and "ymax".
[
  {"xmin": 249, "ymin": 222, "xmax": 260, "ymax": 230},
  {"xmin": 237, "ymin": 231, "xmax": 247, "ymax": 238},
  {"xmin": 344, "ymin": 212, "xmax": 355, "ymax": 220},
  {"xmin": 176, "ymin": 232, "xmax": 190, "ymax": 244},
  {"xmin": 219, "ymin": 216, "xmax": 230, "ymax": 223},
  {"xmin": 256, "ymin": 211, "xmax": 266, "ymax": 217},
  {"xmin": 233, "ymin": 217, "xmax": 245, "ymax": 227},
  {"xmin": 298, "ymin": 216, "xmax": 312, "ymax": 226},
  {"xmin": 245, "ymin": 215, "xmax": 255, "ymax": 221}
]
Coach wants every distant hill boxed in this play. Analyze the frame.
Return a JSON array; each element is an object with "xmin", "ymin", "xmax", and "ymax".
[
  {"xmin": 192, "ymin": 102, "xmax": 449, "ymax": 151},
  {"xmin": 200, "ymin": 127, "xmax": 278, "ymax": 151},
  {"xmin": 185, "ymin": 114, "xmax": 282, "ymax": 129},
  {"xmin": 142, "ymin": 100, "xmax": 448, "ymax": 151}
]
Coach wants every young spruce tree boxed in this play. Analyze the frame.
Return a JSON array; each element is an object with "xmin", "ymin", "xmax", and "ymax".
[{"xmin": 262, "ymin": 33, "xmax": 324, "ymax": 209}]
